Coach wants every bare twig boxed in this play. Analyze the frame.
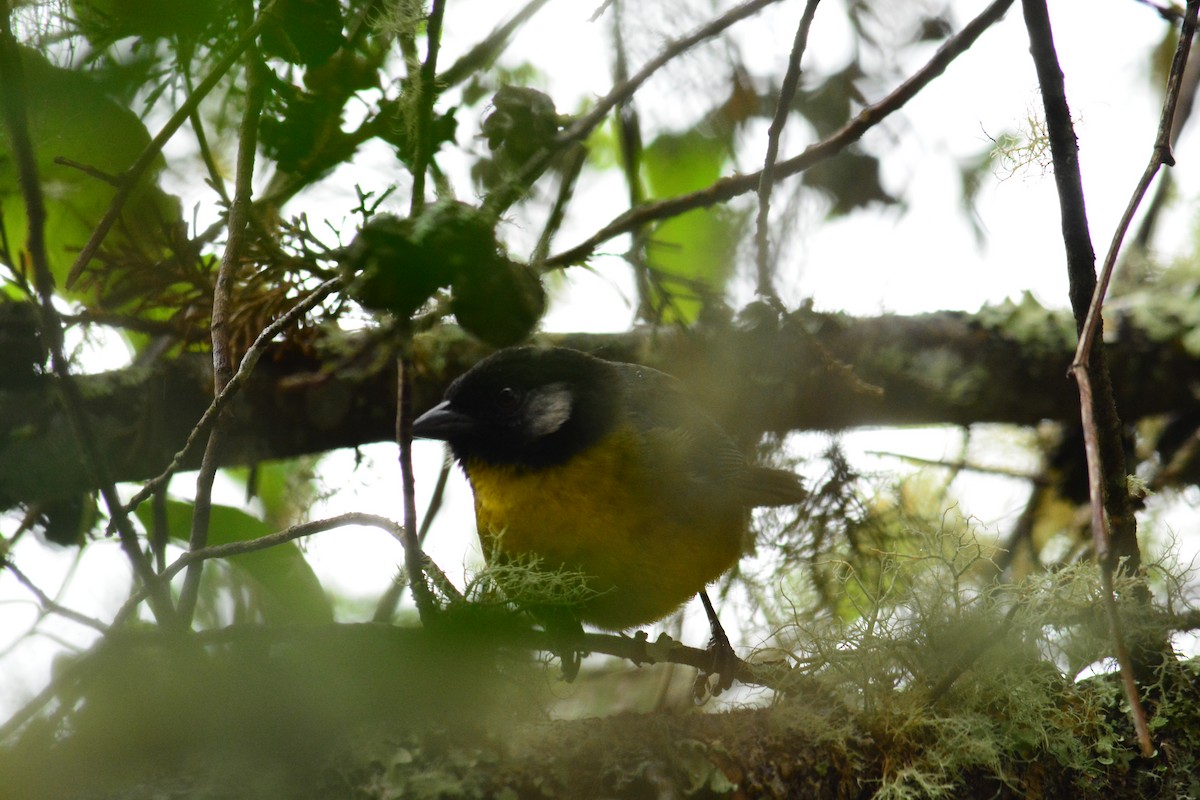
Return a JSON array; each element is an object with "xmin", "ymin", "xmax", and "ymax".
[
  {"xmin": 1076, "ymin": 1, "xmax": 1199, "ymax": 368},
  {"xmin": 545, "ymin": 0, "xmax": 1016, "ymax": 269},
  {"xmin": 0, "ymin": 513, "xmax": 426, "ymax": 740},
  {"xmin": 114, "ymin": 512, "xmax": 416, "ymax": 627},
  {"xmin": 372, "ymin": 455, "xmax": 453, "ymax": 622},
  {"xmin": 117, "ymin": 277, "xmax": 341, "ymax": 522},
  {"xmin": 864, "ymin": 450, "xmax": 1042, "ymax": 482},
  {"xmin": 51, "ymin": 156, "xmax": 121, "ymax": 187},
  {"xmin": 182, "ymin": 68, "xmax": 232, "ymax": 206},
  {"xmin": 178, "ymin": 19, "xmax": 269, "ymax": 627},
  {"xmin": 397, "ymin": 354, "xmax": 437, "ymax": 622},
  {"xmin": 754, "ymin": 0, "xmax": 821, "ymax": 304},
  {"xmin": 1132, "ymin": 0, "xmax": 1187, "ymax": 22},
  {"xmin": 560, "ymin": 0, "xmax": 783, "ymax": 148},
  {"xmin": 439, "ymin": 0, "xmax": 555, "ymax": 88},
  {"xmin": 64, "ymin": 0, "xmax": 281, "ymax": 288},
  {"xmin": 0, "ymin": 633, "xmax": 96, "ymax": 743},
  {"xmin": 609, "ymin": 0, "xmax": 653, "ymax": 315},
  {"xmin": 488, "ymin": 0, "xmax": 786, "ymax": 216},
  {"xmin": 409, "ymin": 0, "xmax": 447, "ymax": 214},
  {"xmin": 1022, "ymin": 0, "xmax": 1200, "ymax": 759},
  {"xmin": 394, "ymin": 2, "xmax": 447, "ymax": 623},
  {"xmin": 2, "ymin": 559, "xmax": 109, "ymax": 634}
]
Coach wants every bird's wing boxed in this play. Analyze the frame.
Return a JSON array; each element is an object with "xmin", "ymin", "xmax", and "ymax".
[
  {"xmin": 614, "ymin": 363, "xmax": 753, "ymax": 501},
  {"xmin": 615, "ymin": 362, "xmax": 806, "ymax": 508}
]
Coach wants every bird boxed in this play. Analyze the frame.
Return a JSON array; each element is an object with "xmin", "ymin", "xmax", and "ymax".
[{"xmin": 411, "ymin": 346, "xmax": 805, "ymax": 679}]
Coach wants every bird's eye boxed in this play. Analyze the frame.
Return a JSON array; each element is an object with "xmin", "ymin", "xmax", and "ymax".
[{"xmin": 496, "ymin": 386, "xmax": 521, "ymax": 411}]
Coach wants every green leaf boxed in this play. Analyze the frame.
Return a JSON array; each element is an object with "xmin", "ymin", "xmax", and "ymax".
[
  {"xmin": 0, "ymin": 47, "xmax": 182, "ymax": 298},
  {"xmin": 135, "ymin": 499, "xmax": 333, "ymax": 625},
  {"xmin": 641, "ymin": 129, "xmax": 742, "ymax": 324},
  {"xmin": 72, "ymin": 0, "xmax": 224, "ymax": 43},
  {"xmin": 642, "ymin": 128, "xmax": 726, "ymax": 198},
  {"xmin": 226, "ymin": 458, "xmax": 320, "ymax": 531}
]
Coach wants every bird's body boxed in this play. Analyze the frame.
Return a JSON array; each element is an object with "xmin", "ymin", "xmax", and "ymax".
[{"xmin": 412, "ymin": 346, "xmax": 804, "ymax": 631}]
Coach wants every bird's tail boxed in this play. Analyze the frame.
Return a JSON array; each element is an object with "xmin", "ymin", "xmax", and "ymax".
[{"xmin": 742, "ymin": 467, "xmax": 807, "ymax": 507}]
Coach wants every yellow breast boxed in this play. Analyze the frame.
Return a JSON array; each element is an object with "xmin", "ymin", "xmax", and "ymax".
[{"xmin": 463, "ymin": 426, "xmax": 745, "ymax": 631}]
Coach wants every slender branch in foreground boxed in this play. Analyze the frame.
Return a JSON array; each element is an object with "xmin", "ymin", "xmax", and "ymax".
[
  {"xmin": 864, "ymin": 451, "xmax": 1042, "ymax": 482},
  {"xmin": 0, "ymin": 513, "xmax": 424, "ymax": 743},
  {"xmin": 1021, "ymin": 0, "xmax": 1200, "ymax": 760},
  {"xmin": 491, "ymin": 0, "xmax": 784, "ymax": 214},
  {"xmin": 559, "ymin": 0, "xmax": 783, "ymax": 148},
  {"xmin": 178, "ymin": 25, "xmax": 269, "ymax": 628},
  {"xmin": 2, "ymin": 559, "xmax": 110, "ymax": 634},
  {"xmin": 754, "ymin": 0, "xmax": 821, "ymax": 303},
  {"xmin": 409, "ymin": 0, "xmax": 446, "ymax": 213},
  {"xmin": 0, "ymin": 8, "xmax": 171, "ymax": 621},
  {"xmin": 64, "ymin": 0, "xmax": 281, "ymax": 288},
  {"xmin": 1076, "ymin": 0, "xmax": 1199, "ymax": 367},
  {"xmin": 113, "ymin": 513, "xmax": 413, "ymax": 627},
  {"xmin": 398, "ymin": 354, "xmax": 437, "ymax": 622},
  {"xmin": 439, "ymin": 0, "xmax": 554, "ymax": 88},
  {"xmin": 118, "ymin": 277, "xmax": 341, "ymax": 522},
  {"xmin": 544, "ymin": 0, "xmax": 1016, "ymax": 269},
  {"xmin": 373, "ymin": 455, "xmax": 453, "ymax": 622}
]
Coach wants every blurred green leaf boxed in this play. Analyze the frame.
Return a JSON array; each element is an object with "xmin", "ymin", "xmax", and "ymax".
[
  {"xmin": 135, "ymin": 499, "xmax": 333, "ymax": 625},
  {"xmin": 640, "ymin": 129, "xmax": 741, "ymax": 323},
  {"xmin": 0, "ymin": 47, "xmax": 182, "ymax": 299},
  {"xmin": 72, "ymin": 0, "xmax": 224, "ymax": 43},
  {"xmin": 227, "ymin": 457, "xmax": 320, "ymax": 530}
]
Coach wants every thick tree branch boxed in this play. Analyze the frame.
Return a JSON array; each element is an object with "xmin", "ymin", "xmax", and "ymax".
[{"xmin": 8, "ymin": 304, "xmax": 1200, "ymax": 506}]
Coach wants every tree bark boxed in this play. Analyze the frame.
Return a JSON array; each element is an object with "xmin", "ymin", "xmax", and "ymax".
[{"xmin": 3, "ymin": 299, "xmax": 1198, "ymax": 505}]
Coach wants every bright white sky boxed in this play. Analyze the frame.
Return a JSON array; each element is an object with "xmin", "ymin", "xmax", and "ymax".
[{"xmin": 2, "ymin": 0, "xmax": 1193, "ymax": 717}]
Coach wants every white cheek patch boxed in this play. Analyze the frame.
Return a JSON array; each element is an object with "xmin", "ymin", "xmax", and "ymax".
[{"xmin": 525, "ymin": 383, "xmax": 573, "ymax": 437}]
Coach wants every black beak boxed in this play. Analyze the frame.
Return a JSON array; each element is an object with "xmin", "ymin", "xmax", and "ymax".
[{"xmin": 411, "ymin": 400, "xmax": 476, "ymax": 441}]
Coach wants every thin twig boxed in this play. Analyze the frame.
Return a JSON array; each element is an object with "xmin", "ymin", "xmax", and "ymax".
[
  {"xmin": 531, "ymin": 145, "xmax": 586, "ymax": 264},
  {"xmin": 118, "ymin": 277, "xmax": 341, "ymax": 522},
  {"xmin": 395, "ymin": 1, "xmax": 447, "ymax": 623},
  {"xmin": 544, "ymin": 0, "xmax": 1015, "ymax": 269},
  {"xmin": 0, "ymin": 633, "xmax": 96, "ymax": 743},
  {"xmin": 0, "ymin": 513, "xmax": 431, "ymax": 740},
  {"xmin": 0, "ymin": 8, "xmax": 172, "ymax": 622},
  {"xmin": 372, "ymin": 454, "xmax": 453, "ymax": 622},
  {"xmin": 560, "ymin": 0, "xmax": 783, "ymax": 149},
  {"xmin": 609, "ymin": 0, "xmax": 652, "ymax": 314},
  {"xmin": 397, "ymin": 354, "xmax": 437, "ymax": 621},
  {"xmin": 409, "ymin": 0, "xmax": 447, "ymax": 214},
  {"xmin": 1076, "ymin": 1, "xmax": 1199, "ymax": 367},
  {"xmin": 182, "ymin": 68, "xmax": 232, "ymax": 206},
  {"xmin": 439, "ymin": 0, "xmax": 554, "ymax": 88},
  {"xmin": 113, "ymin": 512, "xmax": 414, "ymax": 627},
  {"xmin": 498, "ymin": 0, "xmax": 784, "ymax": 214},
  {"xmin": 51, "ymin": 156, "xmax": 121, "ymax": 187},
  {"xmin": 2, "ymin": 559, "xmax": 110, "ymax": 634},
  {"xmin": 864, "ymin": 450, "xmax": 1042, "ymax": 482},
  {"xmin": 754, "ymin": 0, "xmax": 821, "ymax": 304},
  {"xmin": 1071, "ymin": 0, "xmax": 1200, "ymax": 759},
  {"xmin": 1021, "ymin": 0, "xmax": 1200, "ymax": 759},
  {"xmin": 178, "ymin": 17, "xmax": 268, "ymax": 627},
  {"xmin": 64, "ymin": 0, "xmax": 281, "ymax": 288},
  {"xmin": 1132, "ymin": 0, "xmax": 1186, "ymax": 22}
]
